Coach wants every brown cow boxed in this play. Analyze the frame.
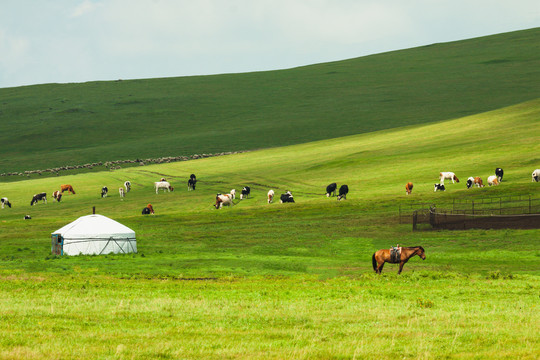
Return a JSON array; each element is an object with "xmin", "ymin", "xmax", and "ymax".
[
  {"xmin": 60, "ymin": 184, "xmax": 76, "ymax": 194},
  {"xmin": 405, "ymin": 182, "xmax": 413, "ymax": 195}
]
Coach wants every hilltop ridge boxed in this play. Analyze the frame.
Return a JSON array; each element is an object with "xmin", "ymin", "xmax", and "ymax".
[{"xmin": 1, "ymin": 27, "xmax": 539, "ymax": 173}]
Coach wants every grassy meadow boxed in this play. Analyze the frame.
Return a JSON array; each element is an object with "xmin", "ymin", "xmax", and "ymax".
[
  {"xmin": 1, "ymin": 27, "xmax": 540, "ymax": 173},
  {"xmin": 1, "ymin": 99, "xmax": 539, "ymax": 359}
]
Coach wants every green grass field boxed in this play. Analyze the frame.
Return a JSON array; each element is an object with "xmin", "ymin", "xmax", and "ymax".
[
  {"xmin": 1, "ymin": 98, "xmax": 539, "ymax": 358},
  {"xmin": 1, "ymin": 28, "xmax": 540, "ymax": 174}
]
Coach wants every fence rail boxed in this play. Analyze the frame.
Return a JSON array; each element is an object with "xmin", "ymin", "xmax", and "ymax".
[{"xmin": 401, "ymin": 195, "xmax": 540, "ymax": 230}]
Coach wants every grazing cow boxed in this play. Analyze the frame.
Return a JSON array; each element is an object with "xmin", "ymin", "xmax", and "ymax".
[
  {"xmin": 155, "ymin": 181, "xmax": 174, "ymax": 194},
  {"xmin": 124, "ymin": 181, "xmax": 131, "ymax": 193},
  {"xmin": 280, "ymin": 191, "xmax": 295, "ymax": 203},
  {"xmin": 30, "ymin": 192, "xmax": 47, "ymax": 206},
  {"xmin": 405, "ymin": 182, "xmax": 413, "ymax": 195},
  {"xmin": 495, "ymin": 168, "xmax": 504, "ymax": 182},
  {"xmin": 439, "ymin": 172, "xmax": 459, "ymax": 184},
  {"xmin": 1, "ymin": 197, "xmax": 11, "ymax": 209},
  {"xmin": 337, "ymin": 185, "xmax": 349, "ymax": 200},
  {"xmin": 60, "ymin": 184, "xmax": 76, "ymax": 194},
  {"xmin": 24, "ymin": 215, "xmax": 31, "ymax": 220},
  {"xmin": 267, "ymin": 189, "xmax": 275, "ymax": 204},
  {"xmin": 532, "ymin": 169, "xmax": 540, "ymax": 182},
  {"xmin": 466, "ymin": 177, "xmax": 474, "ymax": 189},
  {"xmin": 214, "ymin": 193, "xmax": 234, "ymax": 209},
  {"xmin": 119, "ymin": 187, "xmax": 125, "ymax": 198},
  {"xmin": 187, "ymin": 178, "xmax": 196, "ymax": 191},
  {"xmin": 142, "ymin": 203, "xmax": 155, "ymax": 215},
  {"xmin": 101, "ymin": 186, "xmax": 109, "ymax": 198},
  {"xmin": 474, "ymin": 177, "xmax": 484, "ymax": 188},
  {"xmin": 230, "ymin": 189, "xmax": 236, "ymax": 199},
  {"xmin": 240, "ymin": 186, "xmax": 251, "ymax": 200},
  {"xmin": 487, "ymin": 175, "xmax": 499, "ymax": 186},
  {"xmin": 434, "ymin": 183, "xmax": 446, "ymax": 192},
  {"xmin": 326, "ymin": 183, "xmax": 337, "ymax": 197},
  {"xmin": 52, "ymin": 190, "xmax": 62, "ymax": 202}
]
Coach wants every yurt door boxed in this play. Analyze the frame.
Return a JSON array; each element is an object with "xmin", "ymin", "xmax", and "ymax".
[{"xmin": 51, "ymin": 234, "xmax": 63, "ymax": 255}]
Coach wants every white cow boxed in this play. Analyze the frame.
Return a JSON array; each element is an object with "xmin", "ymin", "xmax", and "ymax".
[
  {"xmin": 439, "ymin": 172, "xmax": 460, "ymax": 184},
  {"xmin": 267, "ymin": 189, "xmax": 274, "ymax": 203},
  {"xmin": 119, "ymin": 187, "xmax": 125, "ymax": 198},
  {"xmin": 230, "ymin": 189, "xmax": 236, "ymax": 199},
  {"xmin": 155, "ymin": 181, "xmax": 174, "ymax": 194},
  {"xmin": 532, "ymin": 169, "xmax": 540, "ymax": 182},
  {"xmin": 487, "ymin": 175, "xmax": 499, "ymax": 186},
  {"xmin": 214, "ymin": 193, "xmax": 234, "ymax": 209}
]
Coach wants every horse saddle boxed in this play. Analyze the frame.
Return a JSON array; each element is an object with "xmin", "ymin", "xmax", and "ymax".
[{"xmin": 390, "ymin": 246, "xmax": 401, "ymax": 263}]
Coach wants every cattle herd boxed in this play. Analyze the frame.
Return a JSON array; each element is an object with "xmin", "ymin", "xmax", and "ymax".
[{"xmin": 1, "ymin": 168, "xmax": 539, "ymax": 214}]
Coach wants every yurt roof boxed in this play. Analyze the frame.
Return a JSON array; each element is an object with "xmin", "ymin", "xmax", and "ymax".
[{"xmin": 52, "ymin": 214, "xmax": 135, "ymax": 240}]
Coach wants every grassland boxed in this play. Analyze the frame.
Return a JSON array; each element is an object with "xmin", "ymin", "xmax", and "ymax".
[
  {"xmin": 1, "ymin": 27, "xmax": 540, "ymax": 173},
  {"xmin": 0, "ymin": 99, "xmax": 539, "ymax": 359}
]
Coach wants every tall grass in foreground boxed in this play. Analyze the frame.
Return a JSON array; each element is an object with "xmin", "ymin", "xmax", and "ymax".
[{"xmin": 0, "ymin": 275, "xmax": 538, "ymax": 359}]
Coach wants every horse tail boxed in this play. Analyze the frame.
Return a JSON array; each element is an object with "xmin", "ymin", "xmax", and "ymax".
[{"xmin": 372, "ymin": 253, "xmax": 377, "ymax": 272}]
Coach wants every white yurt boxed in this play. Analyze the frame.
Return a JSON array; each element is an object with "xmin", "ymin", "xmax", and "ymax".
[{"xmin": 51, "ymin": 214, "xmax": 137, "ymax": 256}]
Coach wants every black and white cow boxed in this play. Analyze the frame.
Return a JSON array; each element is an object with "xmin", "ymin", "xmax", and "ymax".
[
  {"xmin": 1, "ymin": 197, "xmax": 12, "ymax": 209},
  {"xmin": 124, "ymin": 181, "xmax": 131, "ymax": 193},
  {"xmin": 101, "ymin": 186, "xmax": 109, "ymax": 198},
  {"xmin": 240, "ymin": 186, "xmax": 251, "ymax": 200},
  {"xmin": 495, "ymin": 168, "xmax": 504, "ymax": 182},
  {"xmin": 280, "ymin": 191, "xmax": 295, "ymax": 203},
  {"xmin": 466, "ymin": 177, "xmax": 474, "ymax": 189},
  {"xmin": 188, "ymin": 178, "xmax": 197, "ymax": 191},
  {"xmin": 337, "ymin": 185, "xmax": 349, "ymax": 200},
  {"xmin": 434, "ymin": 183, "xmax": 446, "ymax": 192},
  {"xmin": 326, "ymin": 183, "xmax": 337, "ymax": 197},
  {"xmin": 30, "ymin": 192, "xmax": 47, "ymax": 206}
]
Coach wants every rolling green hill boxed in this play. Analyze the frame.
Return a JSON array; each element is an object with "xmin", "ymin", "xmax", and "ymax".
[
  {"xmin": 0, "ymin": 99, "xmax": 538, "ymax": 359},
  {"xmin": 1, "ymin": 27, "xmax": 540, "ymax": 174}
]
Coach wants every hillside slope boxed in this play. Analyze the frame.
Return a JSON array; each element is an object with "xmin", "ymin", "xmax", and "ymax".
[{"xmin": 1, "ymin": 27, "xmax": 539, "ymax": 173}]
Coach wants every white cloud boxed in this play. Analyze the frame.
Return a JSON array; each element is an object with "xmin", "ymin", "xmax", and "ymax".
[{"xmin": 70, "ymin": 0, "xmax": 102, "ymax": 18}]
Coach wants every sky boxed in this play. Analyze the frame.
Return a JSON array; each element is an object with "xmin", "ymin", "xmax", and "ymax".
[{"xmin": 1, "ymin": 0, "xmax": 539, "ymax": 89}]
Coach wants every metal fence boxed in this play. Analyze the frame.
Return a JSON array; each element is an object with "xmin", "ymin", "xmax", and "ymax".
[{"xmin": 403, "ymin": 195, "xmax": 540, "ymax": 230}]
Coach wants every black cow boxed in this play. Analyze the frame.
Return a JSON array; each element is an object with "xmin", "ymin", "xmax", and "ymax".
[
  {"xmin": 337, "ymin": 185, "xmax": 349, "ymax": 200},
  {"xmin": 30, "ymin": 192, "xmax": 47, "ymax": 206},
  {"xmin": 188, "ymin": 178, "xmax": 196, "ymax": 191},
  {"xmin": 326, "ymin": 183, "xmax": 337, "ymax": 197},
  {"xmin": 240, "ymin": 186, "xmax": 251, "ymax": 200},
  {"xmin": 495, "ymin": 168, "xmax": 504, "ymax": 182},
  {"xmin": 101, "ymin": 186, "xmax": 108, "ymax": 198},
  {"xmin": 466, "ymin": 178, "xmax": 473, "ymax": 189},
  {"xmin": 280, "ymin": 191, "xmax": 295, "ymax": 203},
  {"xmin": 434, "ymin": 183, "xmax": 446, "ymax": 192},
  {"xmin": 1, "ymin": 197, "xmax": 12, "ymax": 209}
]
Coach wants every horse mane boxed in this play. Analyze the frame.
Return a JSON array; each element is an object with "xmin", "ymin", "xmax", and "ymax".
[{"xmin": 403, "ymin": 246, "xmax": 424, "ymax": 251}]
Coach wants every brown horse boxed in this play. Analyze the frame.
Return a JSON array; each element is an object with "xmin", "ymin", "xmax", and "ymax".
[{"xmin": 372, "ymin": 246, "xmax": 426, "ymax": 274}]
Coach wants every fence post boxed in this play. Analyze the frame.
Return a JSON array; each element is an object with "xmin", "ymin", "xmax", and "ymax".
[{"xmin": 530, "ymin": 195, "xmax": 532, "ymax": 214}]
